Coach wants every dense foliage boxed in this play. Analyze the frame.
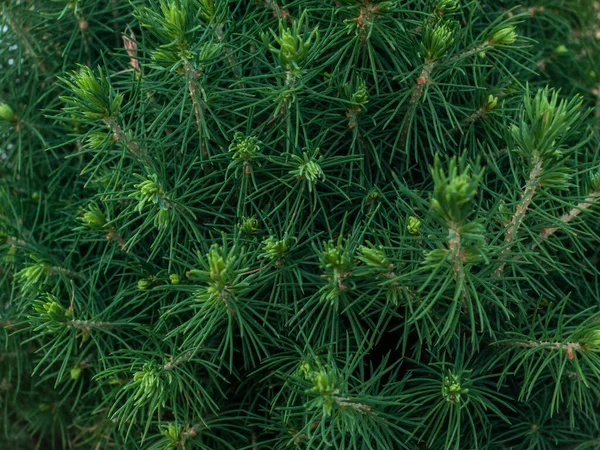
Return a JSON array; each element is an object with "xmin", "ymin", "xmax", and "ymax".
[{"xmin": 2, "ymin": 0, "xmax": 600, "ymax": 448}]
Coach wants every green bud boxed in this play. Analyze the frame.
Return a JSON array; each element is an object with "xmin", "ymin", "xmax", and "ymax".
[
  {"xmin": 489, "ymin": 25, "xmax": 517, "ymax": 46},
  {"xmin": 407, "ymin": 216, "xmax": 422, "ymax": 235},
  {"xmin": 84, "ymin": 130, "xmax": 109, "ymax": 149},
  {"xmin": 31, "ymin": 294, "xmax": 73, "ymax": 331},
  {"xmin": 434, "ymin": 0, "xmax": 459, "ymax": 14},
  {"xmin": 238, "ymin": 216, "xmax": 259, "ymax": 235},
  {"xmin": 350, "ymin": 78, "xmax": 368, "ymax": 108},
  {"xmin": 132, "ymin": 362, "xmax": 162, "ymax": 402},
  {"xmin": 511, "ymin": 87, "xmax": 582, "ymax": 161},
  {"xmin": 486, "ymin": 94, "xmax": 498, "ymax": 110},
  {"xmin": 307, "ymin": 368, "xmax": 336, "ymax": 416},
  {"xmin": 61, "ymin": 66, "xmax": 123, "ymax": 119},
  {"xmin": 207, "ymin": 244, "xmax": 227, "ymax": 279},
  {"xmin": 162, "ymin": 423, "xmax": 182, "ymax": 446},
  {"xmin": 357, "ymin": 244, "xmax": 392, "ymax": 270},
  {"xmin": 169, "ymin": 273, "xmax": 181, "ymax": 285},
  {"xmin": 591, "ymin": 172, "xmax": 600, "ymax": 192},
  {"xmin": 290, "ymin": 148, "xmax": 325, "ymax": 192},
  {"xmin": 430, "ymin": 154, "xmax": 483, "ymax": 225},
  {"xmin": 70, "ymin": 365, "xmax": 83, "ymax": 381},
  {"xmin": 79, "ymin": 203, "xmax": 107, "ymax": 230},
  {"xmin": 554, "ymin": 44, "xmax": 568, "ymax": 55},
  {"xmin": 0, "ymin": 103, "xmax": 15, "ymax": 121},
  {"xmin": 138, "ymin": 279, "xmax": 153, "ymax": 290},
  {"xmin": 443, "ymin": 371, "xmax": 468, "ymax": 403},
  {"xmin": 260, "ymin": 236, "xmax": 289, "ymax": 261},
  {"xmin": 298, "ymin": 359, "xmax": 312, "ymax": 380},
  {"xmin": 264, "ymin": 11, "xmax": 319, "ymax": 72},
  {"xmin": 586, "ymin": 329, "xmax": 600, "ymax": 347},
  {"xmin": 229, "ymin": 133, "xmax": 261, "ymax": 162},
  {"xmin": 422, "ymin": 21, "xmax": 455, "ymax": 60},
  {"xmin": 367, "ymin": 190, "xmax": 379, "ymax": 201},
  {"xmin": 424, "ymin": 248, "xmax": 448, "ymax": 265},
  {"xmin": 377, "ymin": 1, "xmax": 396, "ymax": 14},
  {"xmin": 320, "ymin": 240, "xmax": 350, "ymax": 271},
  {"xmin": 2, "ymin": 244, "xmax": 17, "ymax": 265},
  {"xmin": 153, "ymin": 207, "xmax": 171, "ymax": 230},
  {"xmin": 131, "ymin": 174, "xmax": 170, "ymax": 215}
]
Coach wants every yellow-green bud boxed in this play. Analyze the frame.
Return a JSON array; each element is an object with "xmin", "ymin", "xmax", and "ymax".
[
  {"xmin": 169, "ymin": 273, "xmax": 180, "ymax": 285},
  {"xmin": 586, "ymin": 329, "xmax": 600, "ymax": 347},
  {"xmin": 486, "ymin": 94, "xmax": 498, "ymax": 110},
  {"xmin": 163, "ymin": 423, "xmax": 181, "ymax": 443},
  {"xmin": 407, "ymin": 216, "xmax": 422, "ymax": 235},
  {"xmin": 554, "ymin": 45, "xmax": 568, "ymax": 55},
  {"xmin": 238, "ymin": 216, "xmax": 259, "ymax": 234},
  {"xmin": 70, "ymin": 365, "xmax": 83, "ymax": 381},
  {"xmin": 489, "ymin": 26, "xmax": 517, "ymax": 46},
  {"xmin": 298, "ymin": 360, "xmax": 312, "ymax": 379},
  {"xmin": 138, "ymin": 279, "xmax": 152, "ymax": 291},
  {"xmin": 0, "ymin": 103, "xmax": 15, "ymax": 121}
]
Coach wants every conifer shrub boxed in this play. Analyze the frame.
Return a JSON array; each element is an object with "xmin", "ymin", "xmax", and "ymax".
[{"xmin": 2, "ymin": 1, "xmax": 600, "ymax": 449}]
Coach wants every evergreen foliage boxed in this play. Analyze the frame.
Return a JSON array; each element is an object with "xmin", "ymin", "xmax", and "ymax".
[{"xmin": 1, "ymin": 1, "xmax": 600, "ymax": 448}]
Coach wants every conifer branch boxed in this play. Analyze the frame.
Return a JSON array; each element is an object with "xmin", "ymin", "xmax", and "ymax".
[
  {"xmin": 401, "ymin": 59, "xmax": 435, "ymax": 146},
  {"xmin": 264, "ymin": 0, "xmax": 291, "ymax": 21},
  {"xmin": 505, "ymin": 190, "xmax": 600, "ymax": 264},
  {"xmin": 493, "ymin": 156, "xmax": 544, "ymax": 278},
  {"xmin": 537, "ymin": 191, "xmax": 600, "ymax": 243},
  {"xmin": 183, "ymin": 61, "xmax": 207, "ymax": 142},
  {"xmin": 103, "ymin": 116, "xmax": 151, "ymax": 166},
  {"xmin": 49, "ymin": 265, "xmax": 83, "ymax": 280},
  {"xmin": 3, "ymin": 8, "xmax": 48, "ymax": 73},
  {"xmin": 594, "ymin": 86, "xmax": 600, "ymax": 135},
  {"xmin": 68, "ymin": 319, "xmax": 124, "ymax": 331},
  {"xmin": 505, "ymin": 339, "xmax": 582, "ymax": 360}
]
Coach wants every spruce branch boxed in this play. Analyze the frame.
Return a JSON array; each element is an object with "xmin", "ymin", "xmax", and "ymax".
[
  {"xmin": 401, "ymin": 58, "xmax": 435, "ymax": 145},
  {"xmin": 2, "ymin": 7, "xmax": 48, "ymax": 73},
  {"xmin": 538, "ymin": 191, "xmax": 600, "ymax": 240},
  {"xmin": 103, "ymin": 116, "xmax": 150, "ymax": 166},
  {"xmin": 264, "ymin": 0, "xmax": 291, "ymax": 22},
  {"xmin": 182, "ymin": 60, "xmax": 206, "ymax": 139},
  {"xmin": 493, "ymin": 156, "xmax": 543, "ymax": 278}
]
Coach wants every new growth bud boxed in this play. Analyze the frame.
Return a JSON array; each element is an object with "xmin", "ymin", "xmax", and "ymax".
[
  {"xmin": 407, "ymin": 216, "xmax": 423, "ymax": 235},
  {"xmin": 486, "ymin": 94, "xmax": 498, "ymax": 110},
  {"xmin": 60, "ymin": 66, "xmax": 123, "ymax": 120},
  {"xmin": 422, "ymin": 21, "xmax": 455, "ymax": 60},
  {"xmin": 79, "ymin": 203, "xmax": 107, "ymax": 231},
  {"xmin": 0, "ymin": 103, "xmax": 15, "ymax": 121},
  {"xmin": 443, "ymin": 371, "xmax": 469, "ymax": 403},
  {"xmin": 290, "ymin": 148, "xmax": 325, "ymax": 192},
  {"xmin": 238, "ymin": 216, "xmax": 259, "ymax": 235},
  {"xmin": 70, "ymin": 365, "xmax": 83, "ymax": 381},
  {"xmin": 489, "ymin": 25, "xmax": 517, "ymax": 46},
  {"xmin": 138, "ymin": 279, "xmax": 153, "ymax": 291},
  {"xmin": 434, "ymin": 0, "xmax": 459, "ymax": 15},
  {"xmin": 260, "ymin": 236, "xmax": 289, "ymax": 261},
  {"xmin": 229, "ymin": 133, "xmax": 261, "ymax": 162},
  {"xmin": 430, "ymin": 155, "xmax": 483, "ymax": 225},
  {"xmin": 264, "ymin": 10, "xmax": 319, "ymax": 73}
]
